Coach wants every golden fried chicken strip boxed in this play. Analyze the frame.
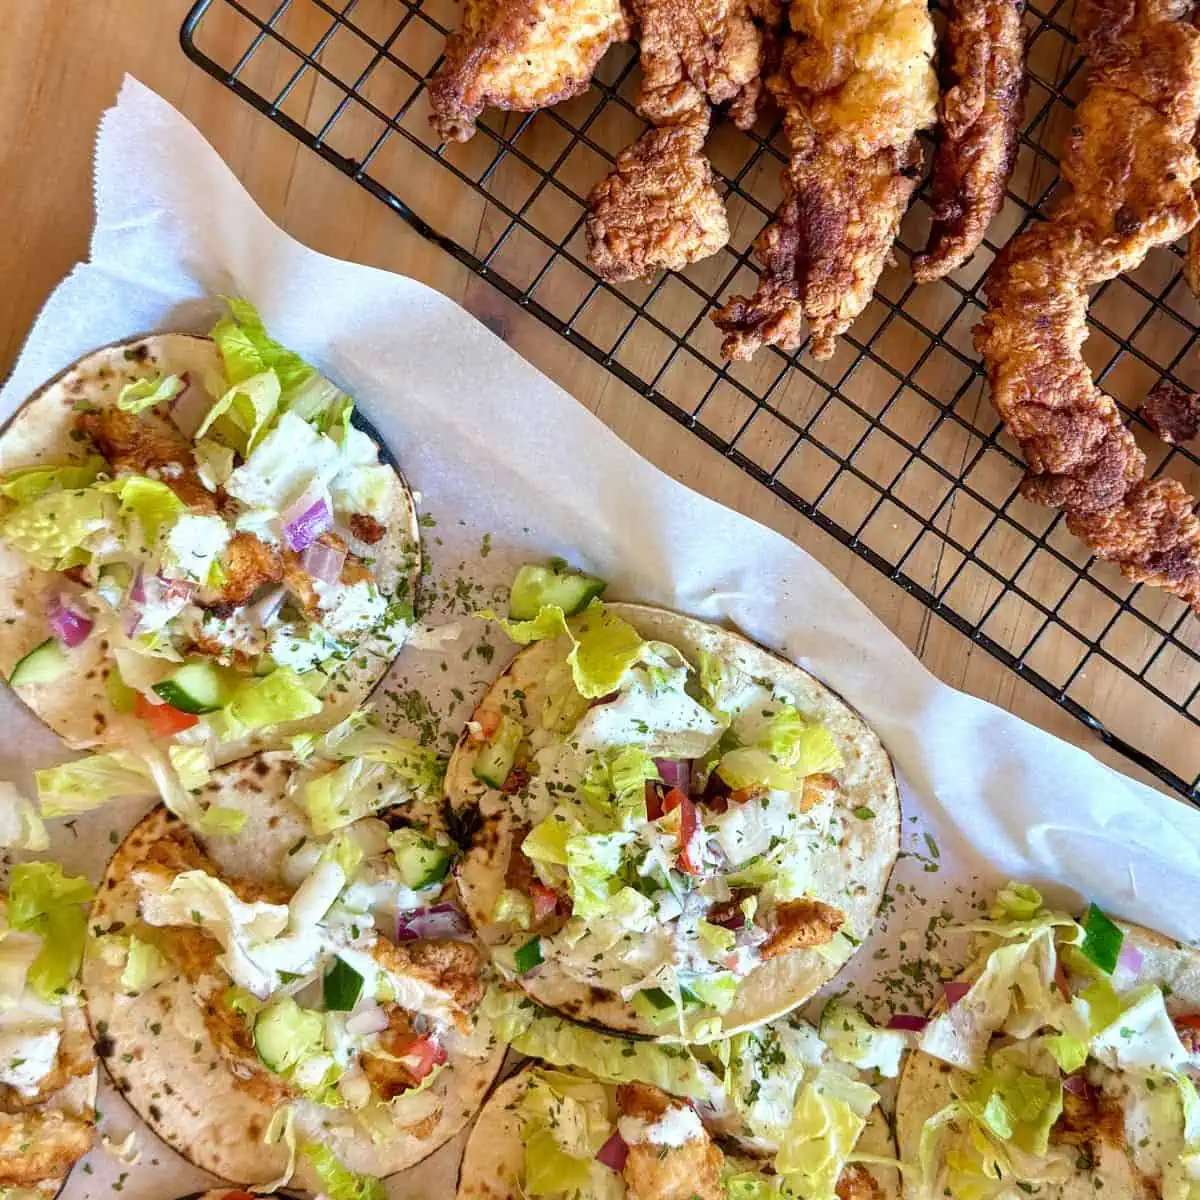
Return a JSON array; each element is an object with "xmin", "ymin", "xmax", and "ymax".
[
  {"xmin": 617, "ymin": 1083, "xmax": 725, "ymax": 1200},
  {"xmin": 428, "ymin": 0, "xmax": 630, "ymax": 141},
  {"xmin": 911, "ymin": 0, "xmax": 1026, "ymax": 281},
  {"xmin": 714, "ymin": 0, "xmax": 938, "ymax": 359},
  {"xmin": 759, "ymin": 896, "xmax": 845, "ymax": 958},
  {"xmin": 586, "ymin": 121, "xmax": 731, "ymax": 281},
  {"xmin": 974, "ymin": 0, "xmax": 1200, "ymax": 610},
  {"xmin": 368, "ymin": 937, "xmax": 486, "ymax": 1016},
  {"xmin": 0, "ymin": 1110, "xmax": 93, "ymax": 1187},
  {"xmin": 836, "ymin": 1164, "xmax": 885, "ymax": 1200}
]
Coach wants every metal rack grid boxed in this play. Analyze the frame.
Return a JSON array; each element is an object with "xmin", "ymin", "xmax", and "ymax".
[{"xmin": 181, "ymin": 0, "xmax": 1200, "ymax": 803}]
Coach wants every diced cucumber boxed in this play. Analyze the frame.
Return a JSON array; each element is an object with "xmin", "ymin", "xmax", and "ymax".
[
  {"xmin": 323, "ymin": 958, "xmax": 364, "ymax": 1012},
  {"xmin": 389, "ymin": 827, "xmax": 452, "ymax": 889},
  {"xmin": 9, "ymin": 639, "xmax": 68, "ymax": 687},
  {"xmin": 152, "ymin": 660, "xmax": 232, "ymax": 714},
  {"xmin": 105, "ymin": 666, "xmax": 137, "ymax": 714},
  {"xmin": 509, "ymin": 563, "xmax": 606, "ymax": 620},
  {"xmin": 514, "ymin": 936, "xmax": 543, "ymax": 974},
  {"xmin": 253, "ymin": 997, "xmax": 323, "ymax": 1073},
  {"xmin": 631, "ymin": 985, "xmax": 702, "ymax": 1023},
  {"xmin": 472, "ymin": 714, "xmax": 522, "ymax": 788},
  {"xmin": 492, "ymin": 888, "xmax": 533, "ymax": 929},
  {"xmin": 253, "ymin": 654, "xmax": 277, "ymax": 677}
]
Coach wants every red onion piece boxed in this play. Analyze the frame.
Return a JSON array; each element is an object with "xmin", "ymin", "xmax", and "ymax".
[
  {"xmin": 282, "ymin": 492, "xmax": 332, "ymax": 552},
  {"xmin": 47, "ymin": 592, "xmax": 92, "ymax": 649},
  {"xmin": 655, "ymin": 759, "xmax": 691, "ymax": 794},
  {"xmin": 1115, "ymin": 940, "xmax": 1144, "ymax": 984},
  {"xmin": 345, "ymin": 1005, "xmax": 389, "ymax": 1037},
  {"xmin": 130, "ymin": 568, "xmax": 147, "ymax": 605},
  {"xmin": 1063, "ymin": 1074, "xmax": 1089, "ymax": 1096},
  {"xmin": 595, "ymin": 1132, "xmax": 628, "ymax": 1172},
  {"xmin": 301, "ymin": 538, "xmax": 346, "ymax": 583},
  {"xmin": 396, "ymin": 904, "xmax": 469, "ymax": 942},
  {"xmin": 943, "ymin": 980, "xmax": 971, "ymax": 1008},
  {"xmin": 886, "ymin": 1013, "xmax": 930, "ymax": 1032}
]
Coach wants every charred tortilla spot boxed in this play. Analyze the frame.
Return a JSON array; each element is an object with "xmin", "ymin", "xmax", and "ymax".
[
  {"xmin": 252, "ymin": 759, "xmax": 271, "ymax": 778},
  {"xmin": 95, "ymin": 1034, "xmax": 115, "ymax": 1058}
]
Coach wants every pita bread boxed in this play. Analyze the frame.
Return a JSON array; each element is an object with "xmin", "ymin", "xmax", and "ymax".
[
  {"xmin": 0, "ymin": 333, "xmax": 419, "ymax": 758},
  {"xmin": 447, "ymin": 603, "xmax": 900, "ymax": 1040},
  {"xmin": 83, "ymin": 753, "xmax": 504, "ymax": 1188}
]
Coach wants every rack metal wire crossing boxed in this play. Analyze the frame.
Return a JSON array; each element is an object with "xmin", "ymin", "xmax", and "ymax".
[{"xmin": 182, "ymin": 0, "xmax": 1200, "ymax": 803}]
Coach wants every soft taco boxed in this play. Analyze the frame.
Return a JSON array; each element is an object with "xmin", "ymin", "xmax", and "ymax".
[
  {"xmin": 82, "ymin": 738, "xmax": 505, "ymax": 1190},
  {"xmin": 0, "ymin": 863, "xmax": 98, "ymax": 1198},
  {"xmin": 447, "ymin": 564, "xmax": 900, "ymax": 1040},
  {"xmin": 896, "ymin": 882, "xmax": 1200, "ymax": 1200},
  {"xmin": 0, "ymin": 299, "xmax": 419, "ymax": 761},
  {"xmin": 459, "ymin": 988, "xmax": 903, "ymax": 1200}
]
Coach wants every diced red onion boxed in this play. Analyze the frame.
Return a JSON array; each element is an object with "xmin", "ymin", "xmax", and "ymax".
[
  {"xmin": 47, "ymin": 592, "xmax": 93, "ymax": 649},
  {"xmin": 130, "ymin": 568, "xmax": 147, "ymax": 605},
  {"xmin": 1114, "ymin": 940, "xmax": 1144, "ymax": 984},
  {"xmin": 282, "ymin": 492, "xmax": 332, "ymax": 552},
  {"xmin": 655, "ymin": 759, "xmax": 691, "ymax": 794},
  {"xmin": 595, "ymin": 1132, "xmax": 628, "ymax": 1172},
  {"xmin": 156, "ymin": 574, "xmax": 196, "ymax": 602},
  {"xmin": 346, "ymin": 1005, "xmax": 390, "ymax": 1037},
  {"xmin": 943, "ymin": 980, "xmax": 971, "ymax": 1008},
  {"xmin": 886, "ymin": 1013, "xmax": 930, "ymax": 1032},
  {"xmin": 301, "ymin": 538, "xmax": 346, "ymax": 583},
  {"xmin": 395, "ymin": 904, "xmax": 470, "ymax": 942},
  {"xmin": 1063, "ymin": 1074, "xmax": 1089, "ymax": 1096}
]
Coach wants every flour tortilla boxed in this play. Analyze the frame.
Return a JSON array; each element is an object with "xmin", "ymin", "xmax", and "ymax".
[
  {"xmin": 457, "ymin": 1065, "xmax": 900, "ymax": 1200},
  {"xmin": 448, "ymin": 603, "xmax": 900, "ymax": 1040},
  {"xmin": 0, "ymin": 333, "xmax": 420, "ymax": 757},
  {"xmin": 83, "ymin": 753, "xmax": 505, "ymax": 1188},
  {"xmin": 895, "ymin": 920, "xmax": 1200, "ymax": 1200}
]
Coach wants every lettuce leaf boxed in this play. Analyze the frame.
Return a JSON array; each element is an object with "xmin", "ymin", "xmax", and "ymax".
[
  {"xmin": 717, "ymin": 706, "xmax": 843, "ymax": 791},
  {"xmin": 116, "ymin": 373, "xmax": 185, "ymax": 413},
  {"xmin": 0, "ymin": 783, "xmax": 48, "ymax": 852},
  {"xmin": 8, "ymin": 862, "xmax": 94, "ymax": 999},
  {"xmin": 299, "ymin": 1141, "xmax": 385, "ymax": 1200},
  {"xmin": 36, "ymin": 750, "xmax": 153, "ymax": 817},
  {"xmin": 213, "ymin": 297, "xmax": 318, "ymax": 394},
  {"xmin": 120, "ymin": 935, "xmax": 169, "ymax": 993},
  {"xmin": 195, "ymin": 370, "xmax": 282, "ymax": 457},
  {"xmin": 224, "ymin": 410, "xmax": 341, "ymax": 513},
  {"xmin": 819, "ymin": 1000, "xmax": 908, "ymax": 1078},
  {"xmin": 219, "ymin": 667, "xmax": 324, "ymax": 738},
  {"xmin": 565, "ymin": 830, "xmax": 634, "ymax": 919},
  {"xmin": 1089, "ymin": 985, "xmax": 1191, "ymax": 1072},
  {"xmin": 776, "ymin": 1069, "xmax": 877, "ymax": 1200},
  {"xmin": 960, "ymin": 1063, "xmax": 1062, "ymax": 1157},
  {"xmin": 0, "ymin": 457, "xmax": 106, "ymax": 505},
  {"xmin": 0, "ymin": 487, "xmax": 114, "ymax": 570}
]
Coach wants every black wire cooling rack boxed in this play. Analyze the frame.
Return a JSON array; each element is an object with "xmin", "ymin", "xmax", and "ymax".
[{"xmin": 181, "ymin": 0, "xmax": 1200, "ymax": 803}]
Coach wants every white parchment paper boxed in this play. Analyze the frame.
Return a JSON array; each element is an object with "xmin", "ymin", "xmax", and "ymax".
[{"xmin": 2, "ymin": 77, "xmax": 1198, "ymax": 1199}]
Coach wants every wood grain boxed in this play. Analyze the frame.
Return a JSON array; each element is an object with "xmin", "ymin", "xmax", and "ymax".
[{"xmin": 0, "ymin": 0, "xmax": 1190, "ymax": 797}]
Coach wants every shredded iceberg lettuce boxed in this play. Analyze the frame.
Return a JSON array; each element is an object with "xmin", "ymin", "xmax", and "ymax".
[
  {"xmin": 8, "ymin": 862, "xmax": 93, "ymax": 999},
  {"xmin": 116, "ymin": 373, "xmax": 185, "ymax": 413}
]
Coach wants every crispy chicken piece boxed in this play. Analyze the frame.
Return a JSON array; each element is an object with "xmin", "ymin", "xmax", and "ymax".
[
  {"xmin": 910, "ymin": 0, "xmax": 1026, "ymax": 281},
  {"xmin": 368, "ymin": 937, "xmax": 486, "ymax": 1016},
  {"xmin": 617, "ymin": 1084, "xmax": 725, "ymax": 1200},
  {"xmin": 836, "ymin": 1164, "xmax": 885, "ymax": 1200},
  {"xmin": 1142, "ymin": 378, "xmax": 1200, "ymax": 444},
  {"xmin": 799, "ymin": 772, "xmax": 839, "ymax": 812},
  {"xmin": 196, "ymin": 531, "xmax": 283, "ymax": 608},
  {"xmin": 428, "ymin": 0, "xmax": 630, "ymax": 141},
  {"xmin": 360, "ymin": 1008, "xmax": 420, "ymax": 1102},
  {"xmin": 0, "ymin": 1110, "xmax": 93, "ymax": 1187},
  {"xmin": 1055, "ymin": 1081, "xmax": 1127, "ymax": 1149},
  {"xmin": 758, "ymin": 896, "xmax": 845, "ymax": 958},
  {"xmin": 77, "ymin": 407, "xmax": 216, "ymax": 513},
  {"xmin": 974, "ymin": 0, "xmax": 1200, "ymax": 611},
  {"xmin": 586, "ymin": 121, "xmax": 731, "ymax": 281},
  {"xmin": 349, "ymin": 513, "xmax": 386, "ymax": 544},
  {"xmin": 713, "ymin": 0, "xmax": 938, "ymax": 359}
]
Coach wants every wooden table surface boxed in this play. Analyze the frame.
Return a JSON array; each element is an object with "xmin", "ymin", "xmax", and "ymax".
[{"xmin": 0, "ymin": 0, "xmax": 1186, "ymax": 796}]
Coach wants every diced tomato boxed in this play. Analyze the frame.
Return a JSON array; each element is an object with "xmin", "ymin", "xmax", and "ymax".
[
  {"xmin": 1176, "ymin": 1013, "xmax": 1200, "ymax": 1030},
  {"xmin": 474, "ymin": 707, "xmax": 501, "ymax": 739},
  {"xmin": 664, "ymin": 789, "xmax": 701, "ymax": 874},
  {"xmin": 134, "ymin": 693, "xmax": 199, "ymax": 737},
  {"xmin": 392, "ymin": 1032, "xmax": 449, "ymax": 1083},
  {"xmin": 223, "ymin": 1192, "xmax": 257, "ymax": 1200},
  {"xmin": 644, "ymin": 781, "xmax": 664, "ymax": 821},
  {"xmin": 530, "ymin": 883, "xmax": 560, "ymax": 922},
  {"xmin": 730, "ymin": 786, "xmax": 767, "ymax": 806}
]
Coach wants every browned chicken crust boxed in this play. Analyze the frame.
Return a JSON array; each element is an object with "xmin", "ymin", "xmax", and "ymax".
[
  {"xmin": 974, "ymin": 0, "xmax": 1200, "ymax": 611},
  {"xmin": 368, "ymin": 937, "xmax": 486, "ymax": 1016},
  {"xmin": 586, "ymin": 122, "xmax": 731, "ymax": 281},
  {"xmin": 0, "ymin": 1109, "xmax": 94, "ymax": 1187},
  {"xmin": 77, "ymin": 407, "xmax": 215, "ymax": 513},
  {"xmin": 910, "ymin": 0, "xmax": 1027, "ymax": 281},
  {"xmin": 1142, "ymin": 378, "xmax": 1200, "ymax": 445},
  {"xmin": 713, "ymin": 0, "xmax": 938, "ymax": 359},
  {"xmin": 836, "ymin": 1164, "xmax": 885, "ymax": 1200},
  {"xmin": 617, "ymin": 1083, "xmax": 725, "ymax": 1200},
  {"xmin": 428, "ymin": 0, "xmax": 630, "ymax": 141},
  {"xmin": 759, "ymin": 896, "xmax": 845, "ymax": 958}
]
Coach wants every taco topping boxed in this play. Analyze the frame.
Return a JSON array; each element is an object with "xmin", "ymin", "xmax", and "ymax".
[{"xmin": 0, "ymin": 300, "xmax": 414, "ymax": 744}]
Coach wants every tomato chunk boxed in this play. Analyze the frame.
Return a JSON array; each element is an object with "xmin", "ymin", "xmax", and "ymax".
[
  {"xmin": 473, "ymin": 706, "xmax": 501, "ymax": 739},
  {"xmin": 530, "ymin": 883, "xmax": 560, "ymax": 922},
  {"xmin": 663, "ymin": 788, "xmax": 701, "ymax": 874},
  {"xmin": 391, "ymin": 1032, "xmax": 448, "ymax": 1083},
  {"xmin": 134, "ymin": 693, "xmax": 199, "ymax": 737}
]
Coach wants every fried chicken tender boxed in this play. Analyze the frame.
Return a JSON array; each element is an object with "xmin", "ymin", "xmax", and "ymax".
[
  {"xmin": 0, "ymin": 1109, "xmax": 93, "ymax": 1187},
  {"xmin": 586, "ymin": 121, "xmax": 730, "ymax": 281},
  {"xmin": 195, "ymin": 531, "xmax": 284, "ymax": 608},
  {"xmin": 836, "ymin": 1164, "xmax": 885, "ymax": 1200},
  {"xmin": 1055, "ymin": 1081, "xmax": 1127, "ymax": 1149},
  {"xmin": 360, "ymin": 1009, "xmax": 420, "ymax": 1102},
  {"xmin": 77, "ymin": 407, "xmax": 215, "ymax": 513},
  {"xmin": 974, "ymin": 0, "xmax": 1200, "ymax": 611},
  {"xmin": 1142, "ymin": 379, "xmax": 1200, "ymax": 444},
  {"xmin": 713, "ymin": 0, "xmax": 938, "ymax": 359},
  {"xmin": 368, "ymin": 937, "xmax": 486, "ymax": 1015},
  {"xmin": 759, "ymin": 896, "xmax": 845, "ymax": 958},
  {"xmin": 617, "ymin": 1083, "xmax": 725, "ymax": 1200},
  {"xmin": 911, "ymin": 0, "xmax": 1026, "ymax": 281},
  {"xmin": 428, "ymin": 0, "xmax": 630, "ymax": 141}
]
